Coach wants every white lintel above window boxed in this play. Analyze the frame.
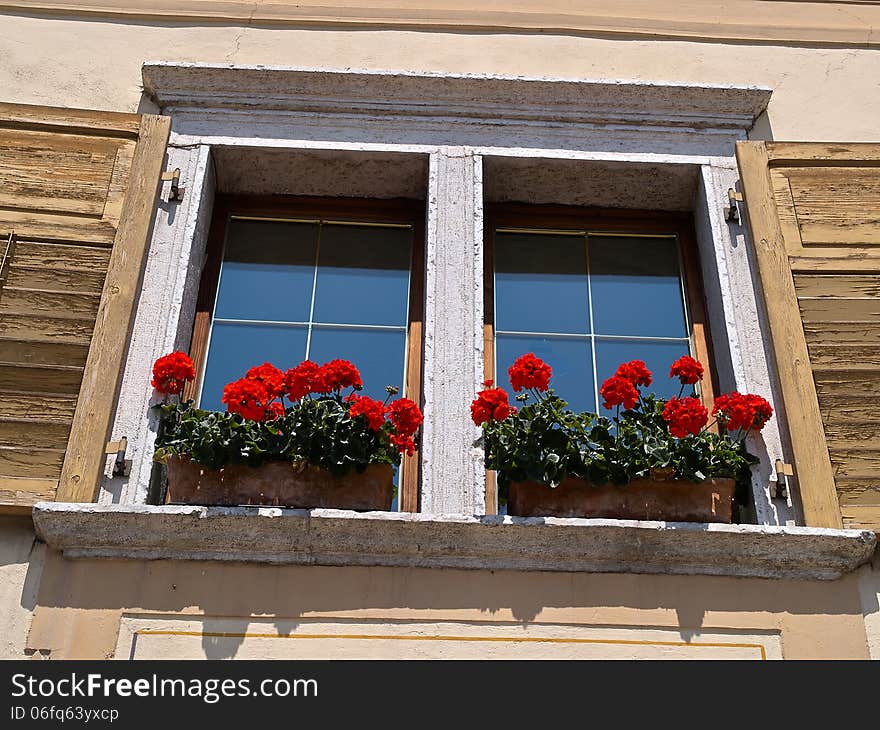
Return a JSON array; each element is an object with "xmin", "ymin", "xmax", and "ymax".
[{"xmin": 141, "ymin": 62, "xmax": 771, "ymax": 159}]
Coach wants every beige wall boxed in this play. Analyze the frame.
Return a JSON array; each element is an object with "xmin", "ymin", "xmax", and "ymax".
[
  {"xmin": 2, "ymin": 9, "xmax": 879, "ymax": 659},
  {"xmin": 0, "ymin": 518, "xmax": 43, "ymax": 658},
  {"xmin": 24, "ymin": 550, "xmax": 871, "ymax": 659},
  {"xmin": 0, "ymin": 13, "xmax": 878, "ymax": 141},
  {"xmin": 859, "ymin": 560, "xmax": 880, "ymax": 660}
]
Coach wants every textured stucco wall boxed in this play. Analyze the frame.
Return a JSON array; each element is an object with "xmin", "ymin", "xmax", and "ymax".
[
  {"xmin": 858, "ymin": 558, "xmax": 880, "ymax": 659},
  {"xmin": 3, "ymin": 10, "xmax": 879, "ymax": 660},
  {"xmin": 0, "ymin": 518, "xmax": 44, "ymax": 658},
  {"xmin": 0, "ymin": 13, "xmax": 878, "ymax": 142},
  {"xmin": 25, "ymin": 549, "xmax": 871, "ymax": 659}
]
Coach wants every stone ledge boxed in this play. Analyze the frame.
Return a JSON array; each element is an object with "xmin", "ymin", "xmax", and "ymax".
[
  {"xmin": 142, "ymin": 63, "xmax": 772, "ymax": 131},
  {"xmin": 33, "ymin": 502, "xmax": 876, "ymax": 581}
]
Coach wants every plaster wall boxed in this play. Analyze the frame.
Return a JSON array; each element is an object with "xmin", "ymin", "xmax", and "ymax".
[
  {"xmin": 0, "ymin": 14, "xmax": 878, "ymax": 142},
  {"xmin": 0, "ymin": 518, "xmax": 43, "ymax": 658},
  {"xmin": 24, "ymin": 550, "xmax": 871, "ymax": 659},
  {"xmin": 859, "ymin": 559, "xmax": 880, "ymax": 659}
]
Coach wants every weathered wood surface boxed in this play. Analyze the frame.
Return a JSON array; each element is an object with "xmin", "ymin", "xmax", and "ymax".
[
  {"xmin": 57, "ymin": 113, "xmax": 170, "ymax": 502},
  {"xmin": 738, "ymin": 141, "xmax": 880, "ymax": 530},
  {"xmin": 737, "ymin": 141, "xmax": 843, "ymax": 529},
  {"xmin": 0, "ymin": 103, "xmax": 168, "ymax": 507}
]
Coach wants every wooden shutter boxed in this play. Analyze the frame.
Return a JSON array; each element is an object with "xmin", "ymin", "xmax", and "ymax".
[
  {"xmin": 737, "ymin": 141, "xmax": 880, "ymax": 530},
  {"xmin": 0, "ymin": 103, "xmax": 170, "ymax": 509}
]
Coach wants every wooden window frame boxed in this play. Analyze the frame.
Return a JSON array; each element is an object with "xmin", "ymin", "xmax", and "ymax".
[
  {"xmin": 482, "ymin": 203, "xmax": 718, "ymax": 513},
  {"xmin": 185, "ymin": 194, "xmax": 426, "ymax": 512}
]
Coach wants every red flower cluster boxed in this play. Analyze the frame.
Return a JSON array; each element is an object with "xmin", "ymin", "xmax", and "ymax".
[
  {"xmin": 600, "ymin": 376, "xmax": 639, "ymax": 410},
  {"xmin": 282, "ymin": 359, "xmax": 363, "ymax": 399},
  {"xmin": 316, "ymin": 359, "xmax": 363, "ymax": 393},
  {"xmin": 284, "ymin": 360, "xmax": 321, "ymax": 400},
  {"xmin": 615, "ymin": 360, "xmax": 652, "ymax": 388},
  {"xmin": 662, "ymin": 397, "xmax": 709, "ymax": 438},
  {"xmin": 471, "ymin": 386, "xmax": 515, "ymax": 426},
  {"xmin": 222, "ymin": 378, "xmax": 273, "ymax": 421},
  {"xmin": 508, "ymin": 353, "xmax": 552, "ymax": 392},
  {"xmin": 669, "ymin": 355, "xmax": 704, "ymax": 385},
  {"xmin": 246, "ymin": 362, "xmax": 285, "ymax": 398},
  {"xmin": 151, "ymin": 351, "xmax": 196, "ymax": 395},
  {"xmin": 387, "ymin": 398, "xmax": 423, "ymax": 437},
  {"xmin": 347, "ymin": 393, "xmax": 386, "ymax": 432},
  {"xmin": 713, "ymin": 392, "xmax": 773, "ymax": 432},
  {"xmin": 390, "ymin": 433, "xmax": 416, "ymax": 456}
]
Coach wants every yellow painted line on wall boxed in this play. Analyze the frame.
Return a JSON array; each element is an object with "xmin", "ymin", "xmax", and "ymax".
[{"xmin": 135, "ymin": 630, "xmax": 767, "ymax": 659}]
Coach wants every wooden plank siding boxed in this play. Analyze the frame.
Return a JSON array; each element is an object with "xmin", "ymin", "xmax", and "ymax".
[
  {"xmin": 0, "ymin": 103, "xmax": 169, "ymax": 510},
  {"xmin": 737, "ymin": 141, "xmax": 880, "ymax": 530}
]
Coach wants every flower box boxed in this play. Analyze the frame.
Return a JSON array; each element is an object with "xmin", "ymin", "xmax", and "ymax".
[
  {"xmin": 165, "ymin": 456, "xmax": 394, "ymax": 511},
  {"xmin": 474, "ymin": 353, "xmax": 773, "ymax": 525},
  {"xmin": 150, "ymin": 353, "xmax": 422, "ymax": 511},
  {"xmin": 507, "ymin": 472, "xmax": 735, "ymax": 523}
]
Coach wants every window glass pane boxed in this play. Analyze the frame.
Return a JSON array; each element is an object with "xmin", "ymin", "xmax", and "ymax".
[
  {"xmin": 215, "ymin": 219, "xmax": 318, "ymax": 322},
  {"xmin": 494, "ymin": 232, "xmax": 589, "ymax": 334},
  {"xmin": 496, "ymin": 334, "xmax": 595, "ymax": 414},
  {"xmin": 313, "ymin": 224, "xmax": 412, "ymax": 327},
  {"xmin": 309, "ymin": 326, "xmax": 407, "ymax": 402},
  {"xmin": 595, "ymin": 338, "xmax": 691, "ymax": 415},
  {"xmin": 200, "ymin": 322, "xmax": 308, "ymax": 411},
  {"xmin": 589, "ymin": 235, "xmax": 687, "ymax": 338}
]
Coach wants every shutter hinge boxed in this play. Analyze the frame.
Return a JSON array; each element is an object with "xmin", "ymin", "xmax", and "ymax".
[
  {"xmin": 161, "ymin": 168, "xmax": 184, "ymax": 202},
  {"xmin": 724, "ymin": 188, "xmax": 743, "ymax": 223},
  {"xmin": 105, "ymin": 437, "xmax": 130, "ymax": 477},
  {"xmin": 774, "ymin": 459, "xmax": 794, "ymax": 499}
]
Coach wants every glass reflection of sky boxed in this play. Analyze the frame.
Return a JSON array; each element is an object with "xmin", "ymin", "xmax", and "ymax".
[
  {"xmin": 201, "ymin": 218, "xmax": 412, "ymax": 407},
  {"xmin": 494, "ymin": 231, "xmax": 692, "ymax": 414}
]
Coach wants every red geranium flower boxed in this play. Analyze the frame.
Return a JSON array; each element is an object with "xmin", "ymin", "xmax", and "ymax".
[
  {"xmin": 284, "ymin": 360, "xmax": 322, "ymax": 400},
  {"xmin": 615, "ymin": 360, "xmax": 652, "ymax": 388},
  {"xmin": 669, "ymin": 355, "xmax": 704, "ymax": 385},
  {"xmin": 470, "ymin": 387, "xmax": 514, "ymax": 426},
  {"xmin": 246, "ymin": 362, "xmax": 285, "ymax": 398},
  {"xmin": 599, "ymin": 375, "xmax": 639, "ymax": 410},
  {"xmin": 745, "ymin": 394, "xmax": 773, "ymax": 430},
  {"xmin": 316, "ymin": 359, "xmax": 362, "ymax": 393},
  {"xmin": 222, "ymin": 378, "xmax": 270, "ymax": 421},
  {"xmin": 387, "ymin": 398, "xmax": 424, "ymax": 436},
  {"xmin": 390, "ymin": 433, "xmax": 416, "ymax": 456},
  {"xmin": 662, "ymin": 396, "xmax": 708, "ymax": 438},
  {"xmin": 151, "ymin": 351, "xmax": 195, "ymax": 395},
  {"xmin": 713, "ymin": 392, "xmax": 773, "ymax": 432},
  {"xmin": 265, "ymin": 401, "xmax": 286, "ymax": 420},
  {"xmin": 347, "ymin": 393, "xmax": 387, "ymax": 432},
  {"xmin": 508, "ymin": 353, "xmax": 552, "ymax": 392}
]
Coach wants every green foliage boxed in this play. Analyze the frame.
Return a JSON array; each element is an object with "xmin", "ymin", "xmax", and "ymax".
[
  {"xmin": 480, "ymin": 390, "xmax": 756, "ymax": 501},
  {"xmin": 153, "ymin": 396, "xmax": 402, "ymax": 476}
]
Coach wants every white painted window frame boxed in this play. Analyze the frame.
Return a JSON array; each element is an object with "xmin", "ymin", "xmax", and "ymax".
[{"xmin": 100, "ymin": 64, "xmax": 796, "ymax": 526}]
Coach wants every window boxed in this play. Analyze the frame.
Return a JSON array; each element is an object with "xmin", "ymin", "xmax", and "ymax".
[
  {"xmin": 187, "ymin": 196, "xmax": 425, "ymax": 511},
  {"xmin": 483, "ymin": 205, "xmax": 717, "ymax": 509}
]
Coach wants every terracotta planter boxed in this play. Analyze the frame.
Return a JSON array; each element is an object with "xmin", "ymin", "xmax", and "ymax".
[
  {"xmin": 507, "ymin": 473, "xmax": 735, "ymax": 523},
  {"xmin": 165, "ymin": 456, "xmax": 394, "ymax": 511}
]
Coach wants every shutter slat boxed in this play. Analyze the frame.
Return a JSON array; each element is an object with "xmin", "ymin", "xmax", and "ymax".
[
  {"xmin": 0, "ymin": 363, "xmax": 84, "ymax": 395},
  {"xmin": 0, "ymin": 313, "xmax": 94, "ymax": 344},
  {"xmin": 0, "ymin": 392, "xmax": 77, "ymax": 423},
  {"xmin": 0, "ymin": 287, "xmax": 101, "ymax": 319},
  {"xmin": 0, "ymin": 420, "xmax": 70, "ymax": 449},
  {"xmin": 737, "ymin": 140, "xmax": 880, "ymax": 530},
  {"xmin": 0, "ymin": 446, "xmax": 64, "ymax": 479},
  {"xmin": 794, "ymin": 274, "xmax": 880, "ymax": 298},
  {"xmin": 0, "ymin": 338, "xmax": 90, "ymax": 368},
  {"xmin": 0, "ymin": 103, "xmax": 169, "ymax": 509}
]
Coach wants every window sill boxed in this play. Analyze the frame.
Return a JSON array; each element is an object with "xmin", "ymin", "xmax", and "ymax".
[{"xmin": 33, "ymin": 502, "xmax": 875, "ymax": 581}]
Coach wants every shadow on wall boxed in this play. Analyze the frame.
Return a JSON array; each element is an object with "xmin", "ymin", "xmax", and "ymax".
[
  {"xmin": 28, "ymin": 545, "xmax": 867, "ymax": 659},
  {"xmin": 749, "ymin": 110, "xmax": 775, "ymax": 142}
]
